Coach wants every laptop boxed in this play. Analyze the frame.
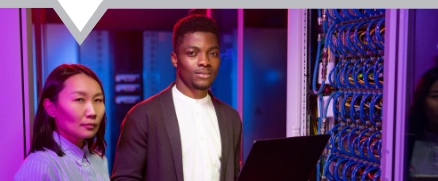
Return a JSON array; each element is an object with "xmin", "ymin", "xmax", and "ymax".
[{"xmin": 237, "ymin": 134, "xmax": 331, "ymax": 181}]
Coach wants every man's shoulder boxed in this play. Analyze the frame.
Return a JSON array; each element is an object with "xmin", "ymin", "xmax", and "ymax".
[{"xmin": 211, "ymin": 96, "xmax": 240, "ymax": 118}]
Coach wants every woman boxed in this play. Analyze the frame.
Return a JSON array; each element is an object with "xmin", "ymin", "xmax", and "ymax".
[
  {"xmin": 408, "ymin": 66, "xmax": 438, "ymax": 177},
  {"xmin": 14, "ymin": 64, "xmax": 109, "ymax": 181}
]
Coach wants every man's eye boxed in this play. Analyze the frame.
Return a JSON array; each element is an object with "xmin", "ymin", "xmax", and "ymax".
[{"xmin": 188, "ymin": 51, "xmax": 196, "ymax": 56}]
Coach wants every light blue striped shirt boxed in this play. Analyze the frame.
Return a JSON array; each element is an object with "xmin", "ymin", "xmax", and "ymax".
[
  {"xmin": 14, "ymin": 132, "xmax": 110, "ymax": 181},
  {"xmin": 410, "ymin": 130, "xmax": 438, "ymax": 176}
]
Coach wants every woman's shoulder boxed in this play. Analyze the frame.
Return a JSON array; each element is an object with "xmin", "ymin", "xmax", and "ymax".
[
  {"xmin": 24, "ymin": 150, "xmax": 59, "ymax": 164},
  {"xmin": 14, "ymin": 150, "xmax": 59, "ymax": 180}
]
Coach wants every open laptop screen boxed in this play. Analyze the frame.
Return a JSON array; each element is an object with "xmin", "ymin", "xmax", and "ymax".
[{"xmin": 237, "ymin": 134, "xmax": 331, "ymax": 181}]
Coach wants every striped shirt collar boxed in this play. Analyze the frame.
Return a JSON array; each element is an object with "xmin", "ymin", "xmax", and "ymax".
[{"xmin": 53, "ymin": 132, "xmax": 90, "ymax": 165}]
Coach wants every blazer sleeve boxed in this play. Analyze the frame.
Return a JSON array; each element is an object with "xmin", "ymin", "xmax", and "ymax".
[
  {"xmin": 111, "ymin": 113, "xmax": 148, "ymax": 181},
  {"xmin": 233, "ymin": 112, "xmax": 243, "ymax": 181}
]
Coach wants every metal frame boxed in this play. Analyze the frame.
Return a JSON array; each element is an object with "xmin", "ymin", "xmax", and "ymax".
[
  {"xmin": 382, "ymin": 9, "xmax": 410, "ymax": 181},
  {"xmin": 286, "ymin": 9, "xmax": 308, "ymax": 137}
]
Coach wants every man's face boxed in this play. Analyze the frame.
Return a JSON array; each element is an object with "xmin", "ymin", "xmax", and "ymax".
[{"xmin": 172, "ymin": 32, "xmax": 220, "ymax": 91}]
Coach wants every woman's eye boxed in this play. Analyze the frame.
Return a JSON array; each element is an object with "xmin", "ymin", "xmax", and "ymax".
[
  {"xmin": 95, "ymin": 99, "xmax": 104, "ymax": 103},
  {"xmin": 75, "ymin": 98, "xmax": 85, "ymax": 102}
]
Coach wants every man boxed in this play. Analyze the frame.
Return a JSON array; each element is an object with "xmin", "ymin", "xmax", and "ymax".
[{"xmin": 111, "ymin": 14, "xmax": 242, "ymax": 181}]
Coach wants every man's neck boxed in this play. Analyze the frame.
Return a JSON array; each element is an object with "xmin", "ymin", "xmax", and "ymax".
[{"xmin": 175, "ymin": 82, "xmax": 208, "ymax": 99}]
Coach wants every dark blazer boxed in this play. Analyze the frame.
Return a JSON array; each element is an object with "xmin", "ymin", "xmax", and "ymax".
[{"xmin": 111, "ymin": 82, "xmax": 242, "ymax": 181}]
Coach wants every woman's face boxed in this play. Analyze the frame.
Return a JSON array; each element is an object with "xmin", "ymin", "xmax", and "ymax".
[
  {"xmin": 45, "ymin": 73, "xmax": 105, "ymax": 147},
  {"xmin": 425, "ymin": 80, "xmax": 438, "ymax": 130}
]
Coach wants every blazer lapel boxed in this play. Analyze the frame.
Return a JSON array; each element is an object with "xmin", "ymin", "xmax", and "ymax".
[
  {"xmin": 160, "ymin": 83, "xmax": 184, "ymax": 181},
  {"xmin": 210, "ymin": 92, "xmax": 230, "ymax": 181}
]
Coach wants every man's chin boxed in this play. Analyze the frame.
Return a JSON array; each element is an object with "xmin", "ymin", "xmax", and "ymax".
[{"xmin": 193, "ymin": 82, "xmax": 211, "ymax": 90}]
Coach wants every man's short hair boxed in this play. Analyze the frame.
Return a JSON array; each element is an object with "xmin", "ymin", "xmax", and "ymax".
[{"xmin": 172, "ymin": 14, "xmax": 220, "ymax": 52}]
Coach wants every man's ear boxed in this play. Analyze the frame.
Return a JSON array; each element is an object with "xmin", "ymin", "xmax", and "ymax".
[
  {"xmin": 171, "ymin": 52, "xmax": 178, "ymax": 68},
  {"xmin": 43, "ymin": 98, "xmax": 56, "ymax": 118}
]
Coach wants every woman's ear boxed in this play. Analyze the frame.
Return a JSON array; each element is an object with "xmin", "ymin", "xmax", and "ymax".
[
  {"xmin": 171, "ymin": 52, "xmax": 178, "ymax": 68},
  {"xmin": 43, "ymin": 98, "xmax": 56, "ymax": 118}
]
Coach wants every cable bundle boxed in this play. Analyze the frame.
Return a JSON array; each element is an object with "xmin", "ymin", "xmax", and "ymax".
[{"xmin": 312, "ymin": 9, "xmax": 385, "ymax": 181}]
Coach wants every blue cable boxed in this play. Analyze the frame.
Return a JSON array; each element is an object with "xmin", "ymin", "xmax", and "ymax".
[
  {"xmin": 353, "ymin": 59, "xmax": 366, "ymax": 88},
  {"xmin": 335, "ymin": 60, "xmax": 348, "ymax": 89},
  {"xmin": 340, "ymin": 130, "xmax": 354, "ymax": 156},
  {"xmin": 340, "ymin": 92, "xmax": 353, "ymax": 122},
  {"xmin": 361, "ymin": 165, "xmax": 379, "ymax": 181},
  {"xmin": 333, "ymin": 156, "xmax": 348, "ymax": 180},
  {"xmin": 328, "ymin": 62, "xmax": 339, "ymax": 87},
  {"xmin": 342, "ymin": 60, "xmax": 354, "ymax": 89},
  {"xmin": 364, "ymin": 9, "xmax": 378, "ymax": 16},
  {"xmin": 335, "ymin": 25, "xmax": 352, "ymax": 56},
  {"xmin": 323, "ymin": 153, "xmax": 337, "ymax": 180},
  {"xmin": 337, "ymin": 126, "xmax": 352, "ymax": 155},
  {"xmin": 326, "ymin": 9, "xmax": 337, "ymax": 22},
  {"xmin": 351, "ymin": 162, "xmax": 367, "ymax": 181},
  {"xmin": 345, "ymin": 23, "xmax": 361, "ymax": 56},
  {"xmin": 312, "ymin": 39, "xmax": 326, "ymax": 95},
  {"xmin": 377, "ymin": 9, "xmax": 385, "ymax": 14},
  {"xmin": 366, "ymin": 131, "xmax": 381, "ymax": 163},
  {"xmin": 356, "ymin": 128, "xmax": 370, "ymax": 160},
  {"xmin": 363, "ymin": 60, "xmax": 376, "ymax": 88},
  {"xmin": 377, "ymin": 140, "xmax": 382, "ymax": 160},
  {"xmin": 332, "ymin": 9, "xmax": 347, "ymax": 21},
  {"xmin": 332, "ymin": 92, "xmax": 344, "ymax": 124},
  {"xmin": 317, "ymin": 159, "xmax": 321, "ymax": 181},
  {"xmin": 349, "ymin": 92, "xmax": 362, "ymax": 123},
  {"xmin": 326, "ymin": 126, "xmax": 338, "ymax": 150},
  {"xmin": 375, "ymin": 18, "xmax": 385, "ymax": 49},
  {"xmin": 369, "ymin": 93, "xmax": 382, "ymax": 127},
  {"xmin": 353, "ymin": 9, "xmax": 366, "ymax": 18},
  {"xmin": 323, "ymin": 18, "xmax": 328, "ymax": 34},
  {"xmin": 374, "ymin": 65, "xmax": 384, "ymax": 88},
  {"xmin": 328, "ymin": 125, "xmax": 341, "ymax": 151},
  {"xmin": 347, "ymin": 22, "xmax": 367, "ymax": 55},
  {"xmin": 354, "ymin": 20, "xmax": 371, "ymax": 53},
  {"xmin": 373, "ymin": 170, "xmax": 381, "ymax": 181},
  {"xmin": 327, "ymin": 27, "xmax": 341, "ymax": 58},
  {"xmin": 342, "ymin": 159, "xmax": 358, "ymax": 181},
  {"xmin": 368, "ymin": 135, "xmax": 381, "ymax": 163},
  {"xmin": 348, "ymin": 127, "xmax": 361, "ymax": 158},
  {"xmin": 359, "ymin": 133, "xmax": 374, "ymax": 162},
  {"xmin": 344, "ymin": 60, "xmax": 358, "ymax": 88},
  {"xmin": 359, "ymin": 92, "xmax": 371, "ymax": 124},
  {"xmin": 342, "ymin": 9, "xmax": 356, "ymax": 20},
  {"xmin": 323, "ymin": 92, "xmax": 339, "ymax": 120},
  {"xmin": 366, "ymin": 19, "xmax": 379, "ymax": 53}
]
